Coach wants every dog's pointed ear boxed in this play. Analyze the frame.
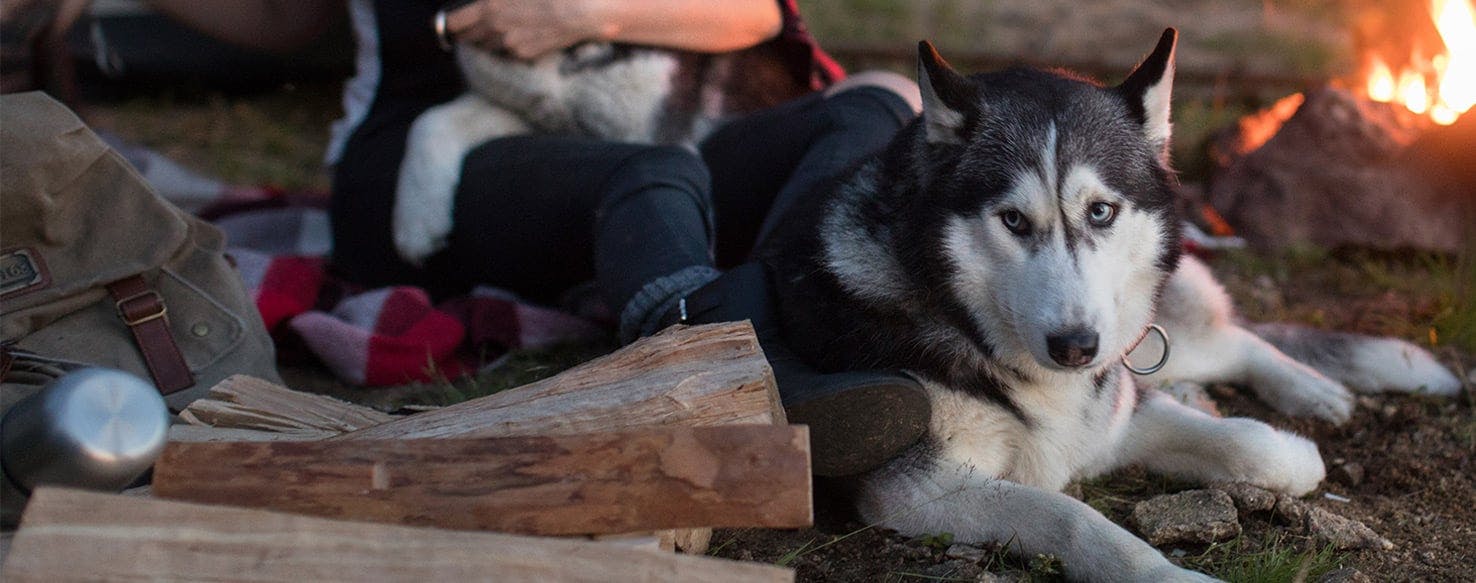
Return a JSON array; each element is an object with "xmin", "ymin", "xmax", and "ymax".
[
  {"xmin": 1117, "ymin": 28, "xmax": 1177, "ymax": 154},
  {"xmin": 917, "ymin": 41, "xmax": 972, "ymax": 144}
]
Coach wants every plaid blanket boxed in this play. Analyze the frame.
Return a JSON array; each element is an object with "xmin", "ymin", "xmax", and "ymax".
[{"xmin": 217, "ymin": 201, "xmax": 603, "ymax": 387}]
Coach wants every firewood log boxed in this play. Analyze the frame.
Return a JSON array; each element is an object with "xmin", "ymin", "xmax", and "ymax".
[
  {"xmin": 152, "ymin": 425, "xmax": 811, "ymax": 535},
  {"xmin": 339, "ymin": 322, "xmax": 782, "ymax": 440},
  {"xmin": 2, "ymin": 488, "xmax": 793, "ymax": 583},
  {"xmin": 169, "ymin": 323, "xmax": 787, "ymax": 553}
]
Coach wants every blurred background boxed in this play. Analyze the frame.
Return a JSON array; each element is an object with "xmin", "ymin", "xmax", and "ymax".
[
  {"xmin": 0, "ymin": 0, "xmax": 1403, "ymax": 189},
  {"xmin": 3, "ymin": 0, "xmax": 1470, "ymax": 352}
]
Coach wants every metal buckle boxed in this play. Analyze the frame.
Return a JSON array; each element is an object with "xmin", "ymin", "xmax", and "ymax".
[
  {"xmin": 115, "ymin": 290, "xmax": 168, "ymax": 326},
  {"xmin": 1123, "ymin": 324, "xmax": 1170, "ymax": 376}
]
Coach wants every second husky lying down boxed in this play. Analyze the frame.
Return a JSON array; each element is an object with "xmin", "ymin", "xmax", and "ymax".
[{"xmin": 759, "ymin": 30, "xmax": 1461, "ymax": 581}]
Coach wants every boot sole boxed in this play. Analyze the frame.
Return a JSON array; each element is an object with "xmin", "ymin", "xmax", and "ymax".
[{"xmin": 783, "ymin": 374, "xmax": 930, "ymax": 477}]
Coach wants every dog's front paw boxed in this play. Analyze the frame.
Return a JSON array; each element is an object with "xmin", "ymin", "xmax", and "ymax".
[
  {"xmin": 393, "ymin": 126, "xmax": 462, "ymax": 265},
  {"xmin": 1225, "ymin": 420, "xmax": 1325, "ymax": 496},
  {"xmin": 1253, "ymin": 366, "xmax": 1354, "ymax": 424}
]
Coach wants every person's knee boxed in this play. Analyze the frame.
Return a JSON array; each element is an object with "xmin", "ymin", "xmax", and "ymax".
[
  {"xmin": 601, "ymin": 145, "xmax": 713, "ymax": 214},
  {"xmin": 615, "ymin": 145, "xmax": 711, "ymax": 193},
  {"xmin": 824, "ymin": 70, "xmax": 923, "ymax": 119}
]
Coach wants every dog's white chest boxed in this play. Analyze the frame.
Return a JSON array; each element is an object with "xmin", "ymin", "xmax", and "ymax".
[{"xmin": 925, "ymin": 371, "xmax": 1135, "ymax": 491}]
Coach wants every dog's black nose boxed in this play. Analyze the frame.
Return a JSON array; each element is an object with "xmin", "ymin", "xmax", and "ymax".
[{"xmin": 1047, "ymin": 330, "xmax": 1099, "ymax": 367}]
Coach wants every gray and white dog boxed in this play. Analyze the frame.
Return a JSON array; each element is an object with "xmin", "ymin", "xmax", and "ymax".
[{"xmin": 759, "ymin": 30, "xmax": 1461, "ymax": 581}]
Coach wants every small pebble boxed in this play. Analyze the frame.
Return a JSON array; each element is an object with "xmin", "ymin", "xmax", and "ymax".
[
  {"xmin": 1330, "ymin": 462, "xmax": 1365, "ymax": 487},
  {"xmin": 1318, "ymin": 567, "xmax": 1371, "ymax": 583},
  {"xmin": 945, "ymin": 543, "xmax": 988, "ymax": 564}
]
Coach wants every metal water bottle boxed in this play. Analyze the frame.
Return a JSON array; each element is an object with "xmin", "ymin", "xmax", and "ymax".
[{"xmin": 1, "ymin": 367, "xmax": 170, "ymax": 495}]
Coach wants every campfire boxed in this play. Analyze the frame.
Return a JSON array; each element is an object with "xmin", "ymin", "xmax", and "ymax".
[
  {"xmin": 1361, "ymin": 0, "xmax": 1474, "ymax": 126},
  {"xmin": 1205, "ymin": 0, "xmax": 1476, "ymax": 252}
]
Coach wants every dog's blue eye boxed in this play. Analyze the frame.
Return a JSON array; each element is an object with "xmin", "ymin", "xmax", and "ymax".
[
  {"xmin": 1088, "ymin": 202, "xmax": 1117, "ymax": 227},
  {"xmin": 1000, "ymin": 210, "xmax": 1030, "ymax": 235}
]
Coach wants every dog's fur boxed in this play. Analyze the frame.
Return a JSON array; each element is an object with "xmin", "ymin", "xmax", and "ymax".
[
  {"xmin": 758, "ymin": 30, "xmax": 1462, "ymax": 581},
  {"xmin": 393, "ymin": 44, "xmax": 709, "ymax": 263},
  {"xmin": 392, "ymin": 41, "xmax": 814, "ymax": 264}
]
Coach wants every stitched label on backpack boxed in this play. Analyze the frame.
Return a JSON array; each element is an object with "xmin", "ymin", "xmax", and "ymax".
[{"xmin": 0, "ymin": 248, "xmax": 49, "ymax": 298}]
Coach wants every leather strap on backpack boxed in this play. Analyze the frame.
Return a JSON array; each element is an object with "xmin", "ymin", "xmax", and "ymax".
[{"xmin": 107, "ymin": 275, "xmax": 194, "ymax": 394}]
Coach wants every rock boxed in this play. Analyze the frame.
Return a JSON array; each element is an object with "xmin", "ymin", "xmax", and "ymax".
[
  {"xmin": 1305, "ymin": 507, "xmax": 1393, "ymax": 550},
  {"xmin": 1132, "ymin": 490, "xmax": 1242, "ymax": 546},
  {"xmin": 1213, "ymin": 482, "xmax": 1277, "ymax": 514},
  {"xmin": 888, "ymin": 539, "xmax": 933, "ymax": 561},
  {"xmin": 1207, "ymin": 86, "xmax": 1473, "ymax": 252},
  {"xmin": 1329, "ymin": 462, "xmax": 1364, "ymax": 487},
  {"xmin": 976, "ymin": 571, "xmax": 1029, "ymax": 582},
  {"xmin": 1275, "ymin": 495, "xmax": 1391, "ymax": 551},
  {"xmin": 1161, "ymin": 381, "xmax": 1221, "ymax": 417},
  {"xmin": 921, "ymin": 559, "xmax": 983, "ymax": 581},
  {"xmin": 1318, "ymin": 567, "xmax": 1371, "ymax": 583},
  {"xmin": 945, "ymin": 543, "xmax": 989, "ymax": 563},
  {"xmin": 1274, "ymin": 494, "xmax": 1311, "ymax": 525}
]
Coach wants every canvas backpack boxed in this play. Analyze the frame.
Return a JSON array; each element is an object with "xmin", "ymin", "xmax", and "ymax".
[{"xmin": 0, "ymin": 91, "xmax": 281, "ymax": 412}]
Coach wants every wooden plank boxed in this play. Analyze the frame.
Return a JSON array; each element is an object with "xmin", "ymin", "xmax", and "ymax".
[
  {"xmin": 2, "ymin": 488, "xmax": 793, "ymax": 583},
  {"xmin": 179, "ymin": 374, "xmax": 395, "ymax": 434},
  {"xmin": 153, "ymin": 425, "xmax": 811, "ymax": 536},
  {"xmin": 339, "ymin": 322, "xmax": 782, "ymax": 440}
]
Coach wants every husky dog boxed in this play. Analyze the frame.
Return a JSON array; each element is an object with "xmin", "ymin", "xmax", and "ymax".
[{"xmin": 760, "ymin": 30, "xmax": 1461, "ymax": 581}]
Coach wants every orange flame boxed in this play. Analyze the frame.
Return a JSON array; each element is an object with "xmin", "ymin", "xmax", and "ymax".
[
  {"xmin": 1368, "ymin": 58, "xmax": 1397, "ymax": 102},
  {"xmin": 1398, "ymin": 69, "xmax": 1430, "ymax": 114},
  {"xmin": 1432, "ymin": 0, "xmax": 1474, "ymax": 120},
  {"xmin": 1365, "ymin": 0, "xmax": 1475, "ymax": 125}
]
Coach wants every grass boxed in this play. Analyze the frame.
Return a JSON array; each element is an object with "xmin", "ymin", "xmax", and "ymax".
[
  {"xmin": 1182, "ymin": 537, "xmax": 1343, "ymax": 583},
  {"xmin": 1216, "ymin": 246, "xmax": 1475, "ymax": 354},
  {"xmin": 87, "ymin": 84, "xmax": 340, "ymax": 191},
  {"xmin": 1199, "ymin": 30, "xmax": 1342, "ymax": 75}
]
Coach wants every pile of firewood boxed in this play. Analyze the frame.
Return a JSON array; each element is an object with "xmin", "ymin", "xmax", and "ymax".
[{"xmin": 2, "ymin": 323, "xmax": 810, "ymax": 582}]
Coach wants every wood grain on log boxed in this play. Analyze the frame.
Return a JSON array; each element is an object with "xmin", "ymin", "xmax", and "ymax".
[
  {"xmin": 2, "ymin": 488, "xmax": 793, "ymax": 583},
  {"xmin": 339, "ymin": 323, "xmax": 782, "ymax": 440},
  {"xmin": 153, "ymin": 425, "xmax": 811, "ymax": 535},
  {"xmin": 179, "ymin": 374, "xmax": 395, "ymax": 435}
]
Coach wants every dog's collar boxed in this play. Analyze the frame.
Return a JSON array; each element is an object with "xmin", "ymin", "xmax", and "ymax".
[{"xmin": 1123, "ymin": 324, "xmax": 1170, "ymax": 375}]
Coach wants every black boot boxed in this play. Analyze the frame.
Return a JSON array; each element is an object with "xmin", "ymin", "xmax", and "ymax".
[{"xmin": 677, "ymin": 263, "xmax": 930, "ymax": 477}]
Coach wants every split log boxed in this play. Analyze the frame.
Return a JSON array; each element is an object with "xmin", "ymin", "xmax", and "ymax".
[
  {"xmin": 169, "ymin": 323, "xmax": 784, "ymax": 552},
  {"xmin": 152, "ymin": 425, "xmax": 811, "ymax": 535},
  {"xmin": 179, "ymin": 374, "xmax": 395, "ymax": 436},
  {"xmin": 1, "ymin": 488, "xmax": 793, "ymax": 583},
  {"xmin": 340, "ymin": 322, "xmax": 782, "ymax": 440}
]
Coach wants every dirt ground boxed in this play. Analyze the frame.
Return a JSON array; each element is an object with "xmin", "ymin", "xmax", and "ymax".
[{"xmin": 694, "ymin": 248, "xmax": 1476, "ymax": 582}]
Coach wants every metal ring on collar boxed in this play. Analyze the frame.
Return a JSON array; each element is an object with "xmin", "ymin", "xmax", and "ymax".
[
  {"xmin": 434, "ymin": 9, "xmax": 454, "ymax": 51},
  {"xmin": 1122, "ymin": 324, "xmax": 1170, "ymax": 375}
]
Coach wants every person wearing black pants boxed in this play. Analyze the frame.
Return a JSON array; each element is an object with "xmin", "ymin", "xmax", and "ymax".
[{"xmin": 328, "ymin": 0, "xmax": 929, "ymax": 476}]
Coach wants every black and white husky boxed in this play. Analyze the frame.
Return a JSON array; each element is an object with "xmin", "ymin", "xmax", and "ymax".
[{"xmin": 759, "ymin": 30, "xmax": 1462, "ymax": 581}]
